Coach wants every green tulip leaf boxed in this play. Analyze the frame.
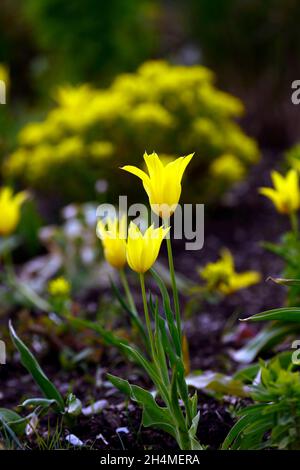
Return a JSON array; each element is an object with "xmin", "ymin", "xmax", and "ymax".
[{"xmin": 9, "ymin": 321, "xmax": 65, "ymax": 412}]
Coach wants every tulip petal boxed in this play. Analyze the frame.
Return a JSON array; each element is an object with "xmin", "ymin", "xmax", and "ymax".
[
  {"xmin": 271, "ymin": 171, "xmax": 286, "ymax": 192},
  {"xmin": 121, "ymin": 165, "xmax": 150, "ymax": 186},
  {"xmin": 259, "ymin": 187, "xmax": 284, "ymax": 212},
  {"xmin": 143, "ymin": 152, "xmax": 164, "ymax": 180},
  {"xmin": 166, "ymin": 153, "xmax": 194, "ymax": 182}
]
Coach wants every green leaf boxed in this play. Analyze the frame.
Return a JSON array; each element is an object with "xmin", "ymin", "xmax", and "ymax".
[
  {"xmin": 233, "ymin": 363, "xmax": 260, "ymax": 383},
  {"xmin": 150, "ymin": 295, "xmax": 169, "ymax": 386},
  {"xmin": 9, "ymin": 321, "xmax": 65, "ymax": 412},
  {"xmin": 173, "ymin": 358, "xmax": 193, "ymax": 425},
  {"xmin": 0, "ymin": 408, "xmax": 27, "ymax": 437},
  {"xmin": 186, "ymin": 371, "xmax": 250, "ymax": 397},
  {"xmin": 236, "ymin": 403, "xmax": 267, "ymax": 417},
  {"xmin": 21, "ymin": 398, "xmax": 58, "ymax": 409},
  {"xmin": 222, "ymin": 414, "xmax": 253, "ymax": 450},
  {"xmin": 233, "ymin": 351, "xmax": 293, "ymax": 383},
  {"xmin": 10, "ymin": 280, "xmax": 51, "ymax": 312},
  {"xmin": 68, "ymin": 316, "xmax": 130, "ymax": 351},
  {"xmin": 120, "ymin": 343, "xmax": 162, "ymax": 387},
  {"xmin": 157, "ymin": 316, "xmax": 178, "ymax": 367},
  {"xmin": 170, "ymin": 369, "xmax": 187, "ymax": 430},
  {"xmin": 0, "ymin": 415, "xmax": 23, "ymax": 449},
  {"xmin": 268, "ymin": 277, "xmax": 300, "ymax": 287},
  {"xmin": 230, "ymin": 323, "xmax": 297, "ymax": 364},
  {"xmin": 66, "ymin": 393, "xmax": 82, "ymax": 417},
  {"xmin": 0, "ymin": 236, "xmax": 21, "ymax": 255},
  {"xmin": 241, "ymin": 307, "xmax": 300, "ymax": 323},
  {"xmin": 188, "ymin": 392, "xmax": 198, "ymax": 419},
  {"xmin": 150, "ymin": 268, "xmax": 181, "ymax": 357},
  {"xmin": 188, "ymin": 412, "xmax": 204, "ymax": 450},
  {"xmin": 71, "ymin": 317, "xmax": 166, "ymax": 393},
  {"xmin": 107, "ymin": 374, "xmax": 176, "ymax": 438}
]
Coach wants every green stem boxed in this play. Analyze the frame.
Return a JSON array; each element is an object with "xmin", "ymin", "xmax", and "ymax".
[
  {"xmin": 119, "ymin": 269, "xmax": 137, "ymax": 314},
  {"xmin": 290, "ymin": 211, "xmax": 299, "ymax": 237},
  {"xmin": 164, "ymin": 221, "xmax": 182, "ymax": 343},
  {"xmin": 139, "ymin": 273, "xmax": 155, "ymax": 358},
  {"xmin": 2, "ymin": 243, "xmax": 15, "ymax": 282}
]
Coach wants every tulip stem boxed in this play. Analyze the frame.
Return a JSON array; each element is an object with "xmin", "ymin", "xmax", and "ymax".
[
  {"xmin": 120, "ymin": 269, "xmax": 137, "ymax": 314},
  {"xmin": 164, "ymin": 225, "xmax": 182, "ymax": 344},
  {"xmin": 2, "ymin": 243, "xmax": 15, "ymax": 282},
  {"xmin": 290, "ymin": 211, "xmax": 299, "ymax": 237},
  {"xmin": 140, "ymin": 273, "xmax": 155, "ymax": 358}
]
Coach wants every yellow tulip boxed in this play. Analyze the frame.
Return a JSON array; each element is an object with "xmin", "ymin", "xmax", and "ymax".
[
  {"xmin": 259, "ymin": 169, "xmax": 300, "ymax": 215},
  {"xmin": 126, "ymin": 222, "xmax": 170, "ymax": 273},
  {"xmin": 122, "ymin": 152, "xmax": 194, "ymax": 218},
  {"xmin": 0, "ymin": 187, "xmax": 27, "ymax": 236},
  {"xmin": 97, "ymin": 216, "xmax": 127, "ymax": 269}
]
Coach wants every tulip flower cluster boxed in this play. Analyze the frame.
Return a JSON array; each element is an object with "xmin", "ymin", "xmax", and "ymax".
[{"xmin": 97, "ymin": 152, "xmax": 202, "ymax": 450}]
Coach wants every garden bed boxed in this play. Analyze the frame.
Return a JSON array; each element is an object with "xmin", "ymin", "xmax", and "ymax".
[{"xmin": 0, "ymin": 149, "xmax": 289, "ymax": 450}]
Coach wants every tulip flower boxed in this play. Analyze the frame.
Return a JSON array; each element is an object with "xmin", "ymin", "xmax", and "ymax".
[
  {"xmin": 259, "ymin": 169, "xmax": 300, "ymax": 234},
  {"xmin": 126, "ymin": 222, "xmax": 170, "ymax": 274},
  {"xmin": 0, "ymin": 187, "xmax": 27, "ymax": 237},
  {"xmin": 97, "ymin": 216, "xmax": 127, "ymax": 269},
  {"xmin": 122, "ymin": 152, "xmax": 193, "ymax": 340},
  {"xmin": 121, "ymin": 152, "xmax": 194, "ymax": 218},
  {"xmin": 127, "ymin": 222, "xmax": 169, "ymax": 370},
  {"xmin": 259, "ymin": 170, "xmax": 300, "ymax": 215}
]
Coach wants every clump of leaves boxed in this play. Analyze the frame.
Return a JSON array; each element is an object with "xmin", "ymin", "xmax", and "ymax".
[
  {"xmin": 223, "ymin": 355, "xmax": 300, "ymax": 450},
  {"xmin": 232, "ymin": 277, "xmax": 300, "ymax": 364},
  {"xmin": 8, "ymin": 322, "xmax": 82, "ymax": 431}
]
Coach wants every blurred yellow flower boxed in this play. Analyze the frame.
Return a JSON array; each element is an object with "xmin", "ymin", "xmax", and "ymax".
[
  {"xmin": 259, "ymin": 169, "xmax": 300, "ymax": 215},
  {"xmin": 199, "ymin": 249, "xmax": 261, "ymax": 295},
  {"xmin": 129, "ymin": 103, "xmax": 174, "ymax": 128},
  {"xmin": 210, "ymin": 154, "xmax": 246, "ymax": 183},
  {"xmin": 90, "ymin": 141, "xmax": 114, "ymax": 159},
  {"xmin": 0, "ymin": 187, "xmax": 27, "ymax": 236},
  {"xmin": 122, "ymin": 152, "xmax": 193, "ymax": 218},
  {"xmin": 5, "ymin": 61, "xmax": 259, "ymax": 203},
  {"xmin": 97, "ymin": 216, "xmax": 127, "ymax": 269},
  {"xmin": 48, "ymin": 277, "xmax": 71, "ymax": 297},
  {"xmin": 126, "ymin": 222, "xmax": 170, "ymax": 274}
]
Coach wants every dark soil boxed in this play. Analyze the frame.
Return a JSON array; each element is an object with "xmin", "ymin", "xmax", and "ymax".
[{"xmin": 0, "ymin": 149, "xmax": 290, "ymax": 449}]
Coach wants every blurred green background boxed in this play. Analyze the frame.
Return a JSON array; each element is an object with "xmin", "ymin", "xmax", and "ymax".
[{"xmin": 1, "ymin": 0, "xmax": 299, "ymax": 209}]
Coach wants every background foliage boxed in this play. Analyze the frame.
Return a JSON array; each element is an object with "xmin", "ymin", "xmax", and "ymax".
[{"xmin": 3, "ymin": 61, "xmax": 259, "ymax": 203}]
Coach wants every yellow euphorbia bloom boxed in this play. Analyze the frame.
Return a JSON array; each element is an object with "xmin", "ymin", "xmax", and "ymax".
[
  {"xmin": 122, "ymin": 152, "xmax": 194, "ymax": 218},
  {"xmin": 97, "ymin": 216, "xmax": 127, "ymax": 269},
  {"xmin": 0, "ymin": 187, "xmax": 27, "ymax": 236},
  {"xmin": 126, "ymin": 222, "xmax": 170, "ymax": 274},
  {"xmin": 199, "ymin": 249, "xmax": 261, "ymax": 295},
  {"xmin": 48, "ymin": 277, "xmax": 71, "ymax": 297},
  {"xmin": 259, "ymin": 169, "xmax": 300, "ymax": 215}
]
